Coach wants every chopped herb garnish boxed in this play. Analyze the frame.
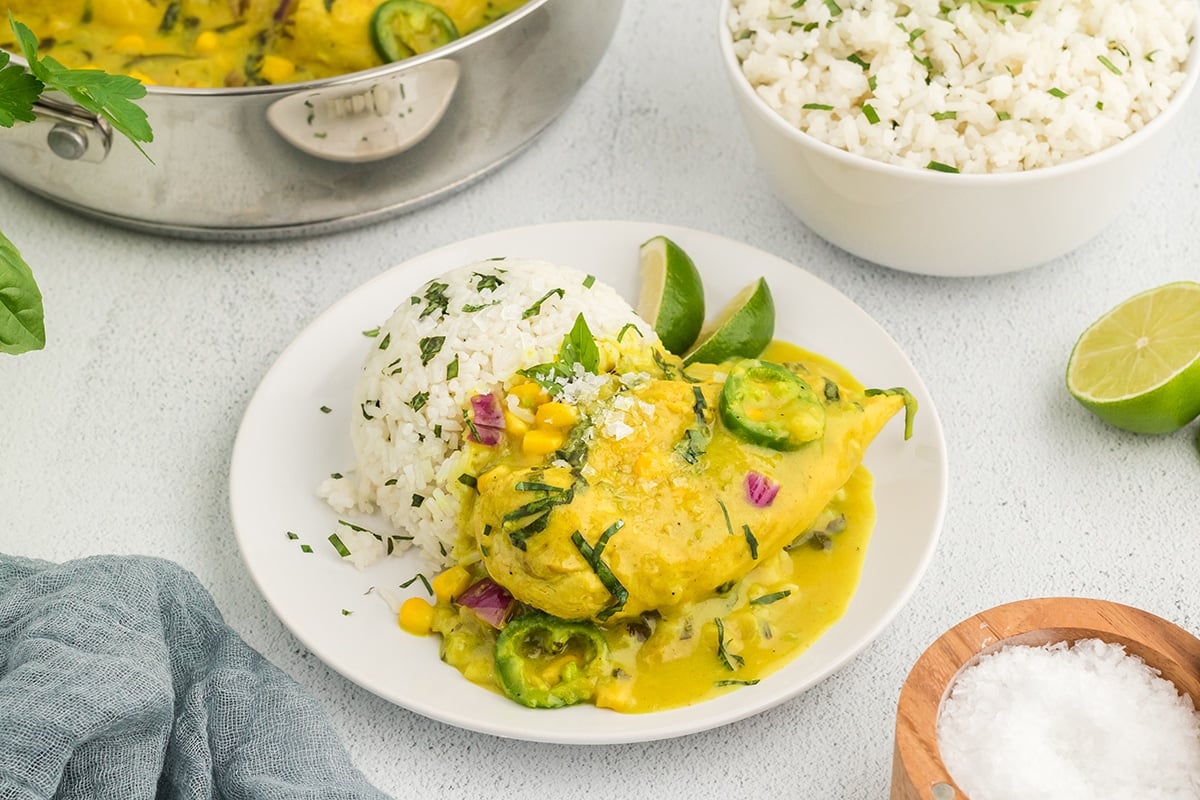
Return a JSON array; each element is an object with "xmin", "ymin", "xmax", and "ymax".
[
  {"xmin": 384, "ymin": 478, "xmax": 397, "ymax": 486},
  {"xmin": 1146, "ymin": 50, "xmax": 1159, "ymax": 62},
  {"xmin": 932, "ymin": 110, "xmax": 957, "ymax": 121},
  {"xmin": 864, "ymin": 386, "xmax": 918, "ymax": 439},
  {"xmin": 926, "ymin": 160, "xmax": 959, "ymax": 173},
  {"xmin": 823, "ymin": 379, "xmax": 840, "ymax": 403},
  {"xmin": 1097, "ymin": 54, "xmax": 1122, "ymax": 75},
  {"xmin": 521, "ymin": 287, "xmax": 565, "ymax": 319},
  {"xmin": 378, "ymin": 332, "xmax": 391, "ymax": 350},
  {"xmin": 341, "ymin": 609, "xmax": 352, "ymax": 616},
  {"xmin": 461, "ymin": 301, "xmax": 498, "ymax": 313},
  {"xmin": 847, "ymin": 53, "xmax": 870, "ymax": 70},
  {"xmin": 868, "ymin": 75, "xmax": 878, "ymax": 92},
  {"xmin": 411, "ymin": 493, "xmax": 425, "ymax": 507},
  {"xmin": 908, "ymin": 27, "xmax": 925, "ymax": 43},
  {"xmin": 517, "ymin": 314, "xmax": 599, "ymax": 394},
  {"xmin": 802, "ymin": 102, "xmax": 835, "ymax": 110},
  {"xmin": 570, "ymin": 521, "xmax": 628, "ymax": 620},
  {"xmin": 823, "ymin": 0, "xmax": 842, "ymax": 15},
  {"xmin": 996, "ymin": 110, "xmax": 1012, "ymax": 121},
  {"xmin": 446, "ymin": 354, "xmax": 459, "ymax": 380},
  {"xmin": 328, "ymin": 533, "xmax": 351, "ymax": 558},
  {"xmin": 582, "ymin": 274, "xmax": 596, "ymax": 288},
  {"xmin": 400, "ymin": 573, "xmax": 433, "ymax": 595},
  {"xmin": 743, "ymin": 524, "xmax": 759, "ymax": 559},
  {"xmin": 286, "ymin": 531, "xmax": 299, "ymax": 540},
  {"xmin": 473, "ymin": 271, "xmax": 504, "ymax": 292},
  {"xmin": 751, "ymin": 590, "xmax": 792, "ymax": 606},
  {"xmin": 330, "ymin": 472, "xmax": 343, "ymax": 479},
  {"xmin": 1096, "ymin": 101, "xmax": 1105, "ymax": 110},
  {"xmin": 714, "ymin": 618, "xmax": 744, "ymax": 670},
  {"xmin": 716, "ymin": 679, "xmax": 761, "ymax": 687},
  {"xmin": 418, "ymin": 336, "xmax": 444, "ymax": 366},
  {"xmin": 458, "ymin": 473, "xmax": 478, "ymax": 489},
  {"xmin": 717, "ymin": 498, "xmax": 734, "ymax": 536},
  {"xmin": 300, "ymin": 544, "xmax": 313, "ymax": 553},
  {"xmin": 617, "ymin": 322, "xmax": 641, "ymax": 342},
  {"xmin": 863, "ymin": 103, "xmax": 880, "ymax": 124},
  {"xmin": 792, "ymin": 0, "xmax": 806, "ymax": 6},
  {"xmin": 1048, "ymin": 87, "xmax": 1069, "ymax": 98},
  {"xmin": 362, "ymin": 327, "xmax": 380, "ymax": 338},
  {"xmin": 418, "ymin": 282, "xmax": 450, "ymax": 320},
  {"xmin": 462, "ymin": 408, "xmax": 482, "ymax": 442},
  {"xmin": 319, "ymin": 405, "xmax": 332, "ymax": 414},
  {"xmin": 408, "ymin": 392, "xmax": 429, "ymax": 411}
]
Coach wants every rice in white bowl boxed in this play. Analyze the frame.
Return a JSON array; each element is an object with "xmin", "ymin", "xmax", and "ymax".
[
  {"xmin": 319, "ymin": 259, "xmax": 653, "ymax": 568},
  {"xmin": 728, "ymin": 0, "xmax": 1196, "ymax": 173}
]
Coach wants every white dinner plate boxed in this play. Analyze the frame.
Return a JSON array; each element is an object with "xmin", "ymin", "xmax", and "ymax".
[{"xmin": 229, "ymin": 220, "xmax": 948, "ymax": 744}]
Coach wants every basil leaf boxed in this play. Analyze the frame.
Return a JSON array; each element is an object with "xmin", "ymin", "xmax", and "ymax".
[
  {"xmin": 559, "ymin": 313, "xmax": 599, "ymax": 374},
  {"xmin": 0, "ymin": 231, "xmax": 45, "ymax": 355}
]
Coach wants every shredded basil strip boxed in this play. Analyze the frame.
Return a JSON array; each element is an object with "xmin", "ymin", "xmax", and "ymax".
[
  {"xmin": 717, "ymin": 498, "xmax": 734, "ymax": 536},
  {"xmin": 521, "ymin": 288, "xmax": 565, "ymax": 319},
  {"xmin": 419, "ymin": 282, "xmax": 450, "ymax": 319},
  {"xmin": 328, "ymin": 533, "xmax": 351, "ymax": 558},
  {"xmin": 1048, "ymin": 87, "xmax": 1069, "ymax": 98},
  {"xmin": 319, "ymin": 405, "xmax": 332, "ymax": 414},
  {"xmin": 362, "ymin": 326, "xmax": 380, "ymax": 338},
  {"xmin": 570, "ymin": 521, "xmax": 628, "ymax": 620},
  {"xmin": 418, "ymin": 336, "xmax": 444, "ymax": 366},
  {"xmin": 286, "ymin": 531, "xmax": 299, "ymax": 540},
  {"xmin": 300, "ymin": 544, "xmax": 313, "ymax": 553},
  {"xmin": 473, "ymin": 271, "xmax": 504, "ymax": 292},
  {"xmin": 932, "ymin": 110, "xmax": 956, "ymax": 121},
  {"xmin": 617, "ymin": 322, "xmax": 641, "ymax": 342},
  {"xmin": 400, "ymin": 573, "xmax": 433, "ymax": 595},
  {"xmin": 340, "ymin": 609, "xmax": 352, "ymax": 616},
  {"xmin": 458, "ymin": 473, "xmax": 478, "ymax": 489},
  {"xmin": 926, "ymin": 161, "xmax": 959, "ymax": 173},
  {"xmin": 714, "ymin": 618, "xmax": 745, "ymax": 670},
  {"xmin": 863, "ymin": 103, "xmax": 880, "ymax": 124},
  {"xmin": 823, "ymin": 379, "xmax": 840, "ymax": 403},
  {"xmin": 802, "ymin": 102, "xmax": 834, "ymax": 110},
  {"xmin": 865, "ymin": 386, "xmax": 918, "ymax": 440},
  {"xmin": 716, "ymin": 679, "xmax": 760, "ymax": 686},
  {"xmin": 1097, "ymin": 54, "xmax": 1122, "ymax": 75},
  {"xmin": 823, "ymin": 0, "xmax": 842, "ymax": 15},
  {"xmin": 446, "ymin": 354, "xmax": 459, "ymax": 380},
  {"xmin": 847, "ymin": 53, "xmax": 870, "ymax": 70},
  {"xmin": 743, "ymin": 524, "xmax": 759, "ymax": 559},
  {"xmin": 751, "ymin": 590, "xmax": 792, "ymax": 606},
  {"xmin": 411, "ymin": 493, "xmax": 424, "ymax": 507},
  {"xmin": 582, "ymin": 274, "xmax": 596, "ymax": 288},
  {"xmin": 408, "ymin": 392, "xmax": 429, "ymax": 411},
  {"xmin": 378, "ymin": 332, "xmax": 391, "ymax": 350}
]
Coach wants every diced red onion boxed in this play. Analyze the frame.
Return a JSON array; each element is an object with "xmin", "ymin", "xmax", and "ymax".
[
  {"xmin": 470, "ymin": 392, "xmax": 505, "ymax": 429},
  {"xmin": 456, "ymin": 578, "xmax": 515, "ymax": 628},
  {"xmin": 745, "ymin": 471, "xmax": 780, "ymax": 507},
  {"xmin": 471, "ymin": 424, "xmax": 504, "ymax": 446}
]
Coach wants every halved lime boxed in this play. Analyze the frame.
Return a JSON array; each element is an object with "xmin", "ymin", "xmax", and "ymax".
[
  {"xmin": 1066, "ymin": 281, "xmax": 1200, "ymax": 434},
  {"xmin": 682, "ymin": 277, "xmax": 775, "ymax": 366},
  {"xmin": 637, "ymin": 236, "xmax": 706, "ymax": 356}
]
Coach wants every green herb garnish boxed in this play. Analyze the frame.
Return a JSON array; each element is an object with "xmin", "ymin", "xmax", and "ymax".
[
  {"xmin": 418, "ymin": 336, "xmax": 444, "ymax": 366},
  {"xmin": 1097, "ymin": 54, "xmax": 1122, "ymax": 75},
  {"xmin": 714, "ymin": 618, "xmax": 744, "ymax": 670},
  {"xmin": 446, "ymin": 354, "xmax": 459, "ymax": 380},
  {"xmin": 925, "ymin": 161, "xmax": 959, "ymax": 173},
  {"xmin": 328, "ymin": 533, "xmax": 351, "ymax": 558},
  {"xmin": 863, "ymin": 103, "xmax": 880, "ymax": 124},
  {"xmin": 1048, "ymin": 87, "xmax": 1069, "ymax": 98},
  {"xmin": 521, "ymin": 288, "xmax": 565, "ymax": 319},
  {"xmin": 400, "ymin": 573, "xmax": 433, "ymax": 595},
  {"xmin": 743, "ymin": 524, "xmax": 759, "ymax": 559},
  {"xmin": 570, "ymin": 521, "xmax": 628, "ymax": 620},
  {"xmin": 751, "ymin": 590, "xmax": 792, "ymax": 606},
  {"xmin": 411, "ymin": 494, "xmax": 424, "ymax": 507},
  {"xmin": 802, "ymin": 102, "xmax": 835, "ymax": 110},
  {"xmin": 864, "ymin": 386, "xmax": 918, "ymax": 439},
  {"xmin": 319, "ymin": 405, "xmax": 332, "ymax": 414}
]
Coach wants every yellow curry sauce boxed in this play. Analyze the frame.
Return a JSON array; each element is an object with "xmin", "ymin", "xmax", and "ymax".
[
  {"xmin": 1, "ymin": 0, "xmax": 527, "ymax": 87},
  {"xmin": 424, "ymin": 338, "xmax": 906, "ymax": 713}
]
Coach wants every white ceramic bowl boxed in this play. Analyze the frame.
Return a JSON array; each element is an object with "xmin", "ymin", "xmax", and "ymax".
[{"xmin": 717, "ymin": 1, "xmax": 1200, "ymax": 277}]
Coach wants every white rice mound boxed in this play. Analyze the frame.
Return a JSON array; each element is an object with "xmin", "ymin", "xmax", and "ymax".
[
  {"xmin": 729, "ymin": 0, "xmax": 1196, "ymax": 173},
  {"xmin": 319, "ymin": 258, "xmax": 651, "ymax": 568}
]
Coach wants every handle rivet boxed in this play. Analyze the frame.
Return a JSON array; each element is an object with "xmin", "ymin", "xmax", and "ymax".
[
  {"xmin": 931, "ymin": 782, "xmax": 956, "ymax": 800},
  {"xmin": 47, "ymin": 124, "xmax": 89, "ymax": 160}
]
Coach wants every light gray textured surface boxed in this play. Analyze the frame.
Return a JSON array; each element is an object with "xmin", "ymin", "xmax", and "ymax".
[{"xmin": 2, "ymin": 1, "xmax": 1199, "ymax": 798}]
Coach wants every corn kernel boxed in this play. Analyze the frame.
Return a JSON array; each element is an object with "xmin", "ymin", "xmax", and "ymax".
[
  {"xmin": 535, "ymin": 401, "xmax": 578, "ymax": 428},
  {"xmin": 113, "ymin": 34, "xmax": 145, "ymax": 53},
  {"xmin": 508, "ymin": 382, "xmax": 547, "ymax": 406},
  {"xmin": 522, "ymin": 428, "xmax": 564, "ymax": 455},
  {"xmin": 259, "ymin": 54, "xmax": 296, "ymax": 84},
  {"xmin": 398, "ymin": 597, "xmax": 434, "ymax": 635},
  {"xmin": 193, "ymin": 31, "xmax": 219, "ymax": 54},
  {"xmin": 431, "ymin": 565, "xmax": 472, "ymax": 603},
  {"xmin": 504, "ymin": 409, "xmax": 530, "ymax": 437},
  {"xmin": 633, "ymin": 452, "xmax": 655, "ymax": 478}
]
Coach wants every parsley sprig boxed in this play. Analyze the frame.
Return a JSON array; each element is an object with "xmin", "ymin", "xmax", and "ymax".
[{"xmin": 0, "ymin": 16, "xmax": 154, "ymax": 356}]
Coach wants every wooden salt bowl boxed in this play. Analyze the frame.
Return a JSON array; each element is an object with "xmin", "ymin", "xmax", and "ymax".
[{"xmin": 890, "ymin": 597, "xmax": 1200, "ymax": 800}]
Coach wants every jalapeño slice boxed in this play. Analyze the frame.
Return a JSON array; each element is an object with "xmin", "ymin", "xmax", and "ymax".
[
  {"xmin": 370, "ymin": 0, "xmax": 460, "ymax": 63},
  {"xmin": 718, "ymin": 359, "xmax": 826, "ymax": 450},
  {"xmin": 494, "ymin": 612, "xmax": 609, "ymax": 708}
]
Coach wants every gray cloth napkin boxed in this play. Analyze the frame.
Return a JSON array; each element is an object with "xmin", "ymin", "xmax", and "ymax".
[{"xmin": 0, "ymin": 553, "xmax": 391, "ymax": 800}]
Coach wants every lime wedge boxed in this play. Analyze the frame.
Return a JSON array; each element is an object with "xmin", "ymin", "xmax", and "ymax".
[
  {"xmin": 637, "ymin": 236, "xmax": 706, "ymax": 356},
  {"xmin": 1066, "ymin": 281, "xmax": 1200, "ymax": 434},
  {"xmin": 682, "ymin": 277, "xmax": 775, "ymax": 366}
]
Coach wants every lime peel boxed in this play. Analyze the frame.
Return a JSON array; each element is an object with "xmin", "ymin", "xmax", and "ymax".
[{"xmin": 1066, "ymin": 281, "xmax": 1200, "ymax": 434}]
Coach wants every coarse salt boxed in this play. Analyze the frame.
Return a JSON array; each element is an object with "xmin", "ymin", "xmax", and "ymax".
[{"xmin": 937, "ymin": 638, "xmax": 1200, "ymax": 800}]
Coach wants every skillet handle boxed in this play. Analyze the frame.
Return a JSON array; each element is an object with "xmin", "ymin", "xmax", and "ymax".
[
  {"xmin": 266, "ymin": 58, "xmax": 459, "ymax": 163},
  {"xmin": 0, "ymin": 97, "xmax": 112, "ymax": 163}
]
